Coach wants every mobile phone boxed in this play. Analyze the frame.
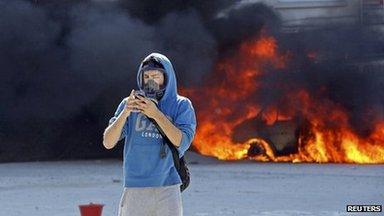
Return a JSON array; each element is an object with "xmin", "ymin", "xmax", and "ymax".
[{"xmin": 133, "ymin": 90, "xmax": 146, "ymax": 99}]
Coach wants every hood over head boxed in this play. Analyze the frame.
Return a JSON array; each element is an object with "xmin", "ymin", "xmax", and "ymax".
[{"xmin": 137, "ymin": 53, "xmax": 178, "ymax": 103}]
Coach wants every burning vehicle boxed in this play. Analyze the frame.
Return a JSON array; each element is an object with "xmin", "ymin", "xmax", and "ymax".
[
  {"xmin": 181, "ymin": 32, "xmax": 384, "ymax": 164},
  {"xmin": 180, "ymin": 0, "xmax": 384, "ymax": 164}
]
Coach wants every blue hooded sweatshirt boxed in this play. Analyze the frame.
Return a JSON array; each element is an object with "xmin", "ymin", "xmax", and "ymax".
[{"xmin": 108, "ymin": 53, "xmax": 197, "ymax": 187}]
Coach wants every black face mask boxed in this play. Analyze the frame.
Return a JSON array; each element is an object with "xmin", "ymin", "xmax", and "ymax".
[{"xmin": 143, "ymin": 79, "xmax": 165, "ymax": 101}]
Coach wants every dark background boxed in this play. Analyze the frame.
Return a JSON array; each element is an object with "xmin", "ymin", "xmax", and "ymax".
[{"xmin": 1, "ymin": 0, "xmax": 383, "ymax": 162}]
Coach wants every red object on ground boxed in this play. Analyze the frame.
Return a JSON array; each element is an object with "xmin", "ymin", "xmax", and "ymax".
[{"xmin": 78, "ymin": 203, "xmax": 104, "ymax": 216}]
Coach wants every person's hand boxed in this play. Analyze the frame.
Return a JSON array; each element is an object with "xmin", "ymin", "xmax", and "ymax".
[
  {"xmin": 122, "ymin": 89, "xmax": 138, "ymax": 117},
  {"xmin": 133, "ymin": 95, "xmax": 160, "ymax": 119}
]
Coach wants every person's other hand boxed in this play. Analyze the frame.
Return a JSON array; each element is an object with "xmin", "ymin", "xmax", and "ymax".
[{"xmin": 133, "ymin": 95, "xmax": 159, "ymax": 119}]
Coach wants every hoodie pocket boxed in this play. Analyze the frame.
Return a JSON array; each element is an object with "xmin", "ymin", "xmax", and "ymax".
[{"xmin": 125, "ymin": 144, "xmax": 164, "ymax": 177}]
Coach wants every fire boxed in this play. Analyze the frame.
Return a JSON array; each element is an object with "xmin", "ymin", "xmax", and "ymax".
[{"xmin": 180, "ymin": 33, "xmax": 384, "ymax": 164}]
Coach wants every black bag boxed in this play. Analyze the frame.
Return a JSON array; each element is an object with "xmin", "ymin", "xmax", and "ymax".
[
  {"xmin": 149, "ymin": 118, "xmax": 191, "ymax": 192},
  {"xmin": 165, "ymin": 140, "xmax": 190, "ymax": 192}
]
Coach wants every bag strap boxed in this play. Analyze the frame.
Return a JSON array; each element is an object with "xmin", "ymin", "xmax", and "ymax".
[{"xmin": 148, "ymin": 118, "xmax": 181, "ymax": 170}]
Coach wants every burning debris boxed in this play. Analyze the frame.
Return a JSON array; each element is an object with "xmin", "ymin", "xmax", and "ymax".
[
  {"xmin": 233, "ymin": 113, "xmax": 300, "ymax": 157},
  {"xmin": 181, "ymin": 28, "xmax": 384, "ymax": 164}
]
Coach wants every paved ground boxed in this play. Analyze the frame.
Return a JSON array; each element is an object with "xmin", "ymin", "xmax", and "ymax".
[{"xmin": 0, "ymin": 152, "xmax": 383, "ymax": 216}]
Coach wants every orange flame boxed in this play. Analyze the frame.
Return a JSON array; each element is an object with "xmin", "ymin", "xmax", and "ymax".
[{"xmin": 180, "ymin": 33, "xmax": 384, "ymax": 164}]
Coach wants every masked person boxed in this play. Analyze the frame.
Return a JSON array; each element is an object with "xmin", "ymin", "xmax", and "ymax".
[{"xmin": 103, "ymin": 53, "xmax": 197, "ymax": 216}]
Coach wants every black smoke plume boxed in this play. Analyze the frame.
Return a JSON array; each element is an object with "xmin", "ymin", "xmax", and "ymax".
[{"xmin": 1, "ymin": 0, "xmax": 383, "ymax": 162}]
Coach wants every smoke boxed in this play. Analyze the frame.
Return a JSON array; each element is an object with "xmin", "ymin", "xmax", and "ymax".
[
  {"xmin": 0, "ymin": 0, "xmax": 238, "ymax": 161},
  {"xmin": 2, "ymin": 0, "xmax": 381, "ymax": 161},
  {"xmin": 152, "ymin": 10, "xmax": 217, "ymax": 87},
  {"xmin": 67, "ymin": 3, "xmax": 155, "ymax": 101},
  {"xmin": 118, "ymin": 0, "xmax": 234, "ymax": 25},
  {"xmin": 208, "ymin": 3, "xmax": 281, "ymax": 50},
  {"xmin": 0, "ymin": 0, "xmax": 62, "ymax": 121},
  {"xmin": 254, "ymin": 26, "xmax": 384, "ymax": 137}
]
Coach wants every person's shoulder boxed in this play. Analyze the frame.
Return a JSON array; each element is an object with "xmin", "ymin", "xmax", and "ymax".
[
  {"xmin": 173, "ymin": 95, "xmax": 196, "ymax": 119},
  {"xmin": 176, "ymin": 95, "xmax": 193, "ymax": 107}
]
